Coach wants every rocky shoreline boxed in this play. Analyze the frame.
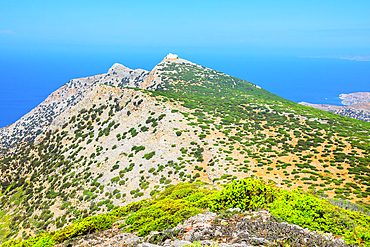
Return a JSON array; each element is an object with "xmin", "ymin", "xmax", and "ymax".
[
  {"xmin": 56, "ymin": 209, "xmax": 351, "ymax": 247},
  {"xmin": 339, "ymin": 92, "xmax": 370, "ymax": 106},
  {"xmin": 299, "ymin": 101, "xmax": 370, "ymax": 122}
]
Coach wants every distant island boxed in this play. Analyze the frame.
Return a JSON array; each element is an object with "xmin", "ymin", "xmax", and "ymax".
[
  {"xmin": 299, "ymin": 92, "xmax": 370, "ymax": 122},
  {"xmin": 339, "ymin": 92, "xmax": 370, "ymax": 105},
  {"xmin": 301, "ymin": 55, "xmax": 370, "ymax": 62}
]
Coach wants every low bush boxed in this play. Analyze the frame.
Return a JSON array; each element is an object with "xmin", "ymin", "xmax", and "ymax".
[
  {"xmin": 125, "ymin": 198, "xmax": 201, "ymax": 236},
  {"xmin": 155, "ymin": 183, "xmax": 212, "ymax": 201},
  {"xmin": 52, "ymin": 214, "xmax": 114, "ymax": 243},
  {"xmin": 123, "ymin": 183, "xmax": 212, "ymax": 236},
  {"xmin": 143, "ymin": 151, "xmax": 155, "ymax": 160},
  {"xmin": 1, "ymin": 233, "xmax": 54, "ymax": 247},
  {"xmin": 2, "ymin": 179, "xmax": 370, "ymax": 246},
  {"xmin": 33, "ymin": 237, "xmax": 55, "ymax": 247},
  {"xmin": 270, "ymin": 190, "xmax": 370, "ymax": 246},
  {"xmin": 209, "ymin": 178, "xmax": 278, "ymax": 211}
]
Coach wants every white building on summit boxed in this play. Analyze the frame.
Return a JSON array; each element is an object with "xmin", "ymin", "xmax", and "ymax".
[{"xmin": 166, "ymin": 53, "xmax": 178, "ymax": 60}]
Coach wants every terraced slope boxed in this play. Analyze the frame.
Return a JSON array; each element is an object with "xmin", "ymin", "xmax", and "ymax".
[{"xmin": 0, "ymin": 56, "xmax": 369, "ymax": 243}]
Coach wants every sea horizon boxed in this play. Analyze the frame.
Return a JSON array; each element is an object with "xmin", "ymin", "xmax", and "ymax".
[{"xmin": 0, "ymin": 51, "xmax": 369, "ymax": 128}]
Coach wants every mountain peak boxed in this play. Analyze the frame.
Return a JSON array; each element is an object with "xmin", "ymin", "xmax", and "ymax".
[
  {"xmin": 165, "ymin": 53, "xmax": 178, "ymax": 60},
  {"xmin": 160, "ymin": 53, "xmax": 195, "ymax": 65},
  {"xmin": 103, "ymin": 63, "xmax": 149, "ymax": 88},
  {"xmin": 108, "ymin": 63, "xmax": 130, "ymax": 72},
  {"xmin": 139, "ymin": 54, "xmax": 197, "ymax": 90}
]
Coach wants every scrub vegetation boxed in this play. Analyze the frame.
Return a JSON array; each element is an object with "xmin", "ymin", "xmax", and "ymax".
[
  {"xmin": 0, "ymin": 58, "xmax": 369, "ymax": 245},
  {"xmin": 2, "ymin": 179, "xmax": 369, "ymax": 247}
]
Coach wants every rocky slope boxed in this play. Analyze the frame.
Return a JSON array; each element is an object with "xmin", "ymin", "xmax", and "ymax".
[
  {"xmin": 0, "ymin": 63, "xmax": 149, "ymax": 155},
  {"xmin": 0, "ymin": 55, "xmax": 369, "ymax": 243}
]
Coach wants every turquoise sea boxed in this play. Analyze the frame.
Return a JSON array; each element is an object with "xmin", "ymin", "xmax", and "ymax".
[{"xmin": 0, "ymin": 50, "xmax": 369, "ymax": 128}]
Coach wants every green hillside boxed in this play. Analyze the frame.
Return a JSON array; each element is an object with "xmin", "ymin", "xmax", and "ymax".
[
  {"xmin": 0, "ymin": 58, "xmax": 369, "ymax": 244},
  {"xmin": 153, "ymin": 60, "xmax": 370, "ymax": 198}
]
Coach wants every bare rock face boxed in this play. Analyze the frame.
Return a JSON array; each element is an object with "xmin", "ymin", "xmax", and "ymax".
[
  {"xmin": 55, "ymin": 229, "xmax": 142, "ymax": 247},
  {"xmin": 102, "ymin": 63, "xmax": 149, "ymax": 88},
  {"xmin": 161, "ymin": 210, "xmax": 348, "ymax": 247}
]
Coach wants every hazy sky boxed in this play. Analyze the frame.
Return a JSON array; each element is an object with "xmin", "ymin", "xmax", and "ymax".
[
  {"xmin": 1, "ymin": 0, "xmax": 370, "ymax": 56},
  {"xmin": 1, "ymin": 0, "xmax": 370, "ymax": 127}
]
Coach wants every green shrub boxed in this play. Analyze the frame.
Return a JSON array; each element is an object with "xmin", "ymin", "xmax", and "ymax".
[
  {"xmin": 111, "ymin": 164, "xmax": 119, "ymax": 172},
  {"xmin": 125, "ymin": 199, "xmax": 201, "ymax": 236},
  {"xmin": 155, "ymin": 183, "xmax": 209, "ymax": 201},
  {"xmin": 270, "ymin": 190, "xmax": 370, "ymax": 246},
  {"xmin": 183, "ymin": 241, "xmax": 203, "ymax": 247},
  {"xmin": 143, "ymin": 151, "xmax": 155, "ymax": 160},
  {"xmin": 209, "ymin": 178, "xmax": 278, "ymax": 211},
  {"xmin": 2, "ymin": 213, "xmax": 116, "ymax": 246},
  {"xmin": 158, "ymin": 114, "xmax": 166, "ymax": 121},
  {"xmin": 1, "ymin": 234, "xmax": 54, "ymax": 247},
  {"xmin": 131, "ymin": 145, "xmax": 146, "ymax": 154},
  {"xmin": 33, "ymin": 236, "xmax": 55, "ymax": 247},
  {"xmin": 111, "ymin": 199, "xmax": 153, "ymax": 218},
  {"xmin": 3, "ymin": 179, "xmax": 370, "ymax": 247},
  {"xmin": 52, "ymin": 214, "xmax": 114, "ymax": 243},
  {"xmin": 120, "ymin": 183, "xmax": 213, "ymax": 236}
]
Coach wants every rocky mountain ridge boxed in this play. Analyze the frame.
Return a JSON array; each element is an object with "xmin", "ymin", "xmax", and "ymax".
[
  {"xmin": 0, "ymin": 55, "xmax": 369, "ymax": 244},
  {"xmin": 0, "ymin": 63, "xmax": 149, "ymax": 155}
]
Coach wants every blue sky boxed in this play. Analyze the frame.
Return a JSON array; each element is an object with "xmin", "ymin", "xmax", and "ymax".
[
  {"xmin": 1, "ymin": 0, "xmax": 370, "ymax": 56},
  {"xmin": 0, "ymin": 0, "xmax": 370, "ymax": 127}
]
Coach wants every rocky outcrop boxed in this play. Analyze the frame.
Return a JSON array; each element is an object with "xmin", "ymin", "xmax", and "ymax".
[
  {"xmin": 55, "ymin": 210, "xmax": 349, "ymax": 247},
  {"xmin": 103, "ymin": 63, "xmax": 149, "ymax": 88}
]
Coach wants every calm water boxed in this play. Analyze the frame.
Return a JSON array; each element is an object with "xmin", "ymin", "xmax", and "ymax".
[{"xmin": 0, "ymin": 51, "xmax": 369, "ymax": 128}]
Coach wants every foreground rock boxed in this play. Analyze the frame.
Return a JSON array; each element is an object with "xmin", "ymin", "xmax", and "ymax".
[
  {"xmin": 56, "ymin": 210, "xmax": 351, "ymax": 247},
  {"xmin": 55, "ymin": 229, "xmax": 142, "ymax": 247}
]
